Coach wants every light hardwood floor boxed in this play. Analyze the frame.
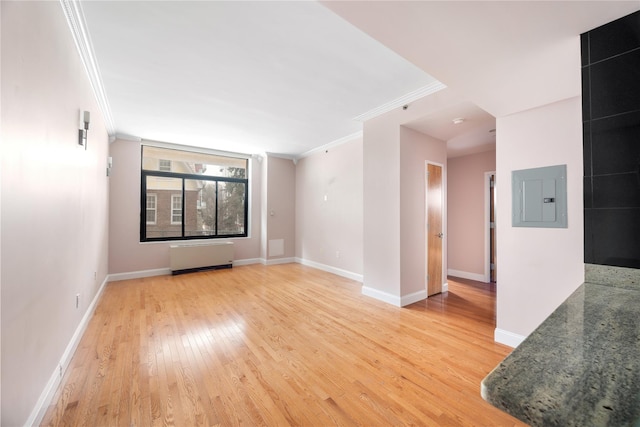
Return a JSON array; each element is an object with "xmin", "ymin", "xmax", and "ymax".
[{"xmin": 42, "ymin": 264, "xmax": 525, "ymax": 426}]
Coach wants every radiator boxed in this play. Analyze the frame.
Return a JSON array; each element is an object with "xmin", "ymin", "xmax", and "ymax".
[{"xmin": 170, "ymin": 242, "xmax": 233, "ymax": 275}]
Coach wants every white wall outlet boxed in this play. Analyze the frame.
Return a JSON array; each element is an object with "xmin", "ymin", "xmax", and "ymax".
[
  {"xmin": 336, "ymin": 251, "xmax": 340, "ymax": 259},
  {"xmin": 76, "ymin": 293, "xmax": 80, "ymax": 309}
]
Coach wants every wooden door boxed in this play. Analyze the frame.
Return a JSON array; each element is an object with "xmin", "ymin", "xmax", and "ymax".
[{"xmin": 427, "ymin": 163, "xmax": 443, "ymax": 296}]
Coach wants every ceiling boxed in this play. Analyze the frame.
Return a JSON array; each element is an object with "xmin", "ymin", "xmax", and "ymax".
[
  {"xmin": 81, "ymin": 1, "xmax": 441, "ymax": 156},
  {"xmin": 80, "ymin": 1, "xmax": 640, "ymax": 158},
  {"xmin": 323, "ymin": 1, "xmax": 640, "ymax": 119}
]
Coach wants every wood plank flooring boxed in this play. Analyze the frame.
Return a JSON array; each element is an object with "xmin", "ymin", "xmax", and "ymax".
[{"xmin": 42, "ymin": 264, "xmax": 525, "ymax": 426}]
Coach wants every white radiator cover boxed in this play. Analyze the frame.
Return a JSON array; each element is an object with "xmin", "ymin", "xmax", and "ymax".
[{"xmin": 170, "ymin": 242, "xmax": 233, "ymax": 274}]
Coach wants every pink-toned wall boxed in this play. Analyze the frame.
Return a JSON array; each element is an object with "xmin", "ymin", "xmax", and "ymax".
[
  {"xmin": 260, "ymin": 154, "xmax": 268, "ymax": 260},
  {"xmin": 496, "ymin": 97, "xmax": 584, "ymax": 340},
  {"xmin": 108, "ymin": 139, "xmax": 262, "ymax": 275},
  {"xmin": 1, "ymin": 2, "xmax": 110, "ymax": 424},
  {"xmin": 447, "ymin": 150, "xmax": 496, "ymax": 279},
  {"xmin": 265, "ymin": 156, "xmax": 296, "ymax": 261},
  {"xmin": 362, "ymin": 99, "xmax": 449, "ymax": 306},
  {"xmin": 362, "ymin": 117, "xmax": 402, "ymax": 300},
  {"xmin": 400, "ymin": 126, "xmax": 447, "ymax": 298},
  {"xmin": 295, "ymin": 137, "xmax": 363, "ymax": 277}
]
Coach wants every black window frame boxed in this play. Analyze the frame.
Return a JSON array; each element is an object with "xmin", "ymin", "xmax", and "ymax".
[{"xmin": 140, "ymin": 148, "xmax": 249, "ymax": 242}]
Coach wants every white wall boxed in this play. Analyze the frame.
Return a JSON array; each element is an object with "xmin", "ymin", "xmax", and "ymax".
[
  {"xmin": 448, "ymin": 150, "xmax": 496, "ymax": 279},
  {"xmin": 362, "ymin": 116, "xmax": 402, "ymax": 301},
  {"xmin": 361, "ymin": 100, "xmax": 450, "ymax": 306},
  {"xmin": 260, "ymin": 153, "xmax": 268, "ymax": 260},
  {"xmin": 1, "ymin": 2, "xmax": 110, "ymax": 425},
  {"xmin": 496, "ymin": 97, "xmax": 584, "ymax": 341},
  {"xmin": 264, "ymin": 156, "xmax": 296, "ymax": 261},
  {"xmin": 400, "ymin": 126, "xmax": 447, "ymax": 300},
  {"xmin": 295, "ymin": 137, "xmax": 363, "ymax": 278},
  {"xmin": 108, "ymin": 138, "xmax": 262, "ymax": 275}
]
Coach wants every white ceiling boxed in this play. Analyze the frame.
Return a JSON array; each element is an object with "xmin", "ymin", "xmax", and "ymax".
[
  {"xmin": 81, "ymin": 1, "xmax": 440, "ymax": 156},
  {"xmin": 80, "ymin": 1, "xmax": 640, "ymax": 158},
  {"xmin": 404, "ymin": 101, "xmax": 497, "ymax": 158},
  {"xmin": 323, "ymin": 1, "xmax": 640, "ymax": 118}
]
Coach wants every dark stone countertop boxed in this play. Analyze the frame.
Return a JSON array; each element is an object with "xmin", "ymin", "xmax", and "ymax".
[{"xmin": 481, "ymin": 281, "xmax": 640, "ymax": 426}]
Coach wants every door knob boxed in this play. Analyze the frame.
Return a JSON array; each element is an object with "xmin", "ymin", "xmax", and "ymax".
[{"xmin": 437, "ymin": 232, "xmax": 443, "ymax": 238}]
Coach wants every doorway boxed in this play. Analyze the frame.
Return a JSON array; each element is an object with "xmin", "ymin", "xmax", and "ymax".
[
  {"xmin": 485, "ymin": 172, "xmax": 497, "ymax": 283},
  {"xmin": 426, "ymin": 162, "xmax": 444, "ymax": 296}
]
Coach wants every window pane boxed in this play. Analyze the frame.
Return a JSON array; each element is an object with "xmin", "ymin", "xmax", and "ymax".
[
  {"xmin": 144, "ymin": 176, "xmax": 182, "ymax": 238},
  {"xmin": 142, "ymin": 145, "xmax": 247, "ymax": 178},
  {"xmin": 141, "ymin": 145, "xmax": 249, "ymax": 241},
  {"xmin": 188, "ymin": 180, "xmax": 216, "ymax": 237},
  {"xmin": 171, "ymin": 194, "xmax": 182, "ymax": 224},
  {"xmin": 217, "ymin": 181, "xmax": 246, "ymax": 235},
  {"xmin": 146, "ymin": 195, "xmax": 156, "ymax": 224}
]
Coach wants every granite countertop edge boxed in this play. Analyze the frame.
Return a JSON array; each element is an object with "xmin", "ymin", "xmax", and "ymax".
[{"xmin": 481, "ymin": 272, "xmax": 640, "ymax": 427}]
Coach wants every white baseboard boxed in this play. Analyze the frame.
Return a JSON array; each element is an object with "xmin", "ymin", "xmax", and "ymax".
[
  {"xmin": 265, "ymin": 257, "xmax": 296, "ymax": 266},
  {"xmin": 447, "ymin": 269, "xmax": 487, "ymax": 283},
  {"xmin": 494, "ymin": 328, "xmax": 526, "ymax": 348},
  {"xmin": 362, "ymin": 286, "xmax": 402, "ymax": 307},
  {"xmin": 109, "ymin": 259, "xmax": 268, "ymax": 278},
  {"xmin": 232, "ymin": 258, "xmax": 263, "ymax": 266},
  {"xmin": 295, "ymin": 257, "xmax": 364, "ymax": 282},
  {"xmin": 107, "ymin": 258, "xmax": 361, "ymax": 279},
  {"xmin": 401, "ymin": 289, "xmax": 427, "ymax": 306},
  {"xmin": 108, "ymin": 267, "xmax": 171, "ymax": 282},
  {"xmin": 362, "ymin": 287, "xmax": 429, "ymax": 307},
  {"xmin": 27, "ymin": 275, "xmax": 109, "ymax": 426}
]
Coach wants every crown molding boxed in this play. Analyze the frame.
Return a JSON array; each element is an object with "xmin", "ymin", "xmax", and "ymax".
[
  {"xmin": 353, "ymin": 81, "xmax": 447, "ymax": 122},
  {"xmin": 264, "ymin": 152, "xmax": 298, "ymax": 164},
  {"xmin": 265, "ymin": 152, "xmax": 297, "ymax": 160},
  {"xmin": 114, "ymin": 133, "xmax": 142, "ymax": 142},
  {"xmin": 297, "ymin": 131, "xmax": 363, "ymax": 160},
  {"xmin": 60, "ymin": 0, "xmax": 116, "ymax": 136}
]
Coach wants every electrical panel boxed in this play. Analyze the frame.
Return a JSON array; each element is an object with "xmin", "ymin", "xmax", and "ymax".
[{"xmin": 512, "ymin": 164, "xmax": 567, "ymax": 228}]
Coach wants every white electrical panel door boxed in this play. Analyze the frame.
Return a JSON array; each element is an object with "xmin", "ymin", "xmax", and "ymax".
[{"xmin": 513, "ymin": 164, "xmax": 567, "ymax": 228}]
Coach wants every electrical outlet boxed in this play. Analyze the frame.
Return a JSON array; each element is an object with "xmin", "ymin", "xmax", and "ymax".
[
  {"xmin": 94, "ymin": 271, "xmax": 97, "ymax": 282},
  {"xmin": 336, "ymin": 251, "xmax": 340, "ymax": 259},
  {"xmin": 76, "ymin": 293, "xmax": 80, "ymax": 309}
]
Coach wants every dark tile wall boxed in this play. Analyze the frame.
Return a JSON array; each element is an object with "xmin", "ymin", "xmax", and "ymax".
[{"xmin": 582, "ymin": 10, "xmax": 640, "ymax": 269}]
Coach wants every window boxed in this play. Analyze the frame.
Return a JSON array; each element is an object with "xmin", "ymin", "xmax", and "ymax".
[
  {"xmin": 140, "ymin": 145, "xmax": 249, "ymax": 242},
  {"xmin": 146, "ymin": 194, "xmax": 157, "ymax": 224},
  {"xmin": 171, "ymin": 194, "xmax": 182, "ymax": 224}
]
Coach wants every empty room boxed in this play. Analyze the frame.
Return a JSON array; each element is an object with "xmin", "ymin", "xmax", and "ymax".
[{"xmin": 2, "ymin": 1, "xmax": 640, "ymax": 426}]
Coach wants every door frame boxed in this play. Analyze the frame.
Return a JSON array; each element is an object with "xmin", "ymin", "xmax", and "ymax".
[
  {"xmin": 484, "ymin": 171, "xmax": 496, "ymax": 283},
  {"xmin": 425, "ymin": 160, "xmax": 446, "ymax": 297}
]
